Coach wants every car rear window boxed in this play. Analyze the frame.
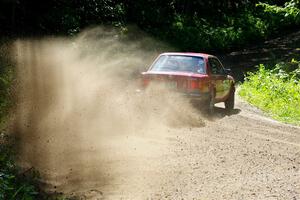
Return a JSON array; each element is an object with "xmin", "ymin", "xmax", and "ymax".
[{"xmin": 150, "ymin": 55, "xmax": 206, "ymax": 74}]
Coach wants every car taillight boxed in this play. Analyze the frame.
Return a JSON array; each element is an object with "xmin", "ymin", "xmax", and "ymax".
[
  {"xmin": 187, "ymin": 78, "xmax": 209, "ymax": 93},
  {"xmin": 142, "ymin": 77, "xmax": 150, "ymax": 87},
  {"xmin": 187, "ymin": 78, "xmax": 199, "ymax": 92},
  {"xmin": 190, "ymin": 80, "xmax": 199, "ymax": 89},
  {"xmin": 199, "ymin": 80, "xmax": 209, "ymax": 92}
]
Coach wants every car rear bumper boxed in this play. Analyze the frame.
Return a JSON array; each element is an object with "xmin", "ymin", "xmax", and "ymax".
[
  {"xmin": 136, "ymin": 89, "xmax": 210, "ymax": 102},
  {"xmin": 181, "ymin": 92, "xmax": 210, "ymax": 102}
]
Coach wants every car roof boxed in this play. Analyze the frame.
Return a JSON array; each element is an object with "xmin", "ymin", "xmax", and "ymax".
[{"xmin": 160, "ymin": 52, "xmax": 215, "ymax": 59}]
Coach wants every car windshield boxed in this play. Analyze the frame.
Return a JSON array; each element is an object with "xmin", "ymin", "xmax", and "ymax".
[{"xmin": 150, "ymin": 55, "xmax": 206, "ymax": 74}]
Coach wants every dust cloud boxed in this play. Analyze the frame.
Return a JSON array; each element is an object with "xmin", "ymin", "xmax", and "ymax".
[{"xmin": 12, "ymin": 27, "xmax": 204, "ymax": 196}]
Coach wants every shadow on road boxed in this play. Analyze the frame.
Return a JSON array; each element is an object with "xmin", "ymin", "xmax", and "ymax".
[
  {"xmin": 206, "ymin": 107, "xmax": 241, "ymax": 121},
  {"xmin": 194, "ymin": 103, "xmax": 241, "ymax": 121},
  {"xmin": 214, "ymin": 106, "xmax": 241, "ymax": 116}
]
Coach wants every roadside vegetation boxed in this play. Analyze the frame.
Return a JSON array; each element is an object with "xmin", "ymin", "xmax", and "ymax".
[
  {"xmin": 0, "ymin": 138, "xmax": 40, "ymax": 200},
  {"xmin": 165, "ymin": 0, "xmax": 300, "ymax": 51},
  {"xmin": 1, "ymin": 0, "xmax": 299, "ymax": 52},
  {"xmin": 0, "ymin": 43, "xmax": 40, "ymax": 200},
  {"xmin": 239, "ymin": 59, "xmax": 300, "ymax": 125},
  {"xmin": 0, "ymin": 42, "xmax": 13, "ymax": 129}
]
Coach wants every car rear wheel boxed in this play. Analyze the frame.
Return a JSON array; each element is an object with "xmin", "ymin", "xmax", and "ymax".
[
  {"xmin": 208, "ymin": 91, "xmax": 215, "ymax": 114},
  {"xmin": 225, "ymin": 88, "xmax": 235, "ymax": 111}
]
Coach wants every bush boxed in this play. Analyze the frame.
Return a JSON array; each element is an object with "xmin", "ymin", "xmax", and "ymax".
[
  {"xmin": 0, "ymin": 41, "xmax": 14, "ymax": 129},
  {"xmin": 239, "ymin": 60, "xmax": 300, "ymax": 125},
  {"xmin": 147, "ymin": 0, "xmax": 300, "ymax": 52},
  {"xmin": 257, "ymin": 0, "xmax": 300, "ymax": 28},
  {"xmin": 0, "ymin": 136, "xmax": 39, "ymax": 200},
  {"xmin": 0, "ymin": 40, "xmax": 41, "ymax": 200}
]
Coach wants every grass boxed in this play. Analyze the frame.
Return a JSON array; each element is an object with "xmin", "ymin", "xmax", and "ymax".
[{"xmin": 239, "ymin": 60, "xmax": 300, "ymax": 125}]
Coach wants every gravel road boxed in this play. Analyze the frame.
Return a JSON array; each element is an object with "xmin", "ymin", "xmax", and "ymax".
[
  {"xmin": 78, "ymin": 31, "xmax": 300, "ymax": 200},
  {"xmin": 14, "ymin": 29, "xmax": 300, "ymax": 200},
  {"xmin": 68, "ymin": 94, "xmax": 300, "ymax": 200}
]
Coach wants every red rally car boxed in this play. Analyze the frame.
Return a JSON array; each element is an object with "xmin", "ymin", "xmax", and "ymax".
[{"xmin": 141, "ymin": 52, "xmax": 235, "ymax": 112}]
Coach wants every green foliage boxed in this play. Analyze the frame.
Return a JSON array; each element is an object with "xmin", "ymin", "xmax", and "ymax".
[
  {"xmin": 0, "ymin": 68, "xmax": 13, "ymax": 124},
  {"xmin": 257, "ymin": 0, "xmax": 300, "ymax": 30},
  {"xmin": 0, "ymin": 42, "xmax": 14, "ymax": 129},
  {"xmin": 166, "ymin": 11, "xmax": 270, "ymax": 51},
  {"xmin": 0, "ymin": 42, "xmax": 41, "ymax": 200},
  {"xmin": 239, "ymin": 60, "xmax": 300, "ymax": 125},
  {"xmin": 45, "ymin": 1, "xmax": 126, "ymax": 35},
  {"xmin": 0, "ymin": 136, "xmax": 39, "ymax": 200},
  {"xmin": 1, "ymin": 0, "xmax": 299, "ymax": 52},
  {"xmin": 162, "ymin": 0, "xmax": 300, "ymax": 51}
]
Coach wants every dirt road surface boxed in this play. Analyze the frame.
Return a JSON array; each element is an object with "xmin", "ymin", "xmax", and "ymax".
[
  {"xmin": 66, "ymin": 30, "xmax": 300, "ymax": 199},
  {"xmin": 14, "ymin": 29, "xmax": 300, "ymax": 200},
  {"xmin": 63, "ymin": 93, "xmax": 300, "ymax": 200}
]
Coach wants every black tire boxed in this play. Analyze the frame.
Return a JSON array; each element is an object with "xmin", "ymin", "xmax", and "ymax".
[
  {"xmin": 208, "ymin": 91, "xmax": 215, "ymax": 114},
  {"xmin": 225, "ymin": 88, "xmax": 235, "ymax": 111}
]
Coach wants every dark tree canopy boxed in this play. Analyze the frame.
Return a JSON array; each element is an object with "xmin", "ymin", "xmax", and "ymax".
[
  {"xmin": 0, "ymin": 0, "xmax": 289, "ymax": 35},
  {"xmin": 0, "ymin": 0, "xmax": 299, "ymax": 51}
]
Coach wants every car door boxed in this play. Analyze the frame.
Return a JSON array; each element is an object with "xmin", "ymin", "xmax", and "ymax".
[{"xmin": 208, "ymin": 57, "xmax": 231, "ymax": 101}]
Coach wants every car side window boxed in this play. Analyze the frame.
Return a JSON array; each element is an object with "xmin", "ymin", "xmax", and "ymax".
[{"xmin": 209, "ymin": 58, "xmax": 225, "ymax": 75}]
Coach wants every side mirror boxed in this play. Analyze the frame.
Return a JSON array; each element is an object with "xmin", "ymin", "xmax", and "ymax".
[{"xmin": 224, "ymin": 68, "xmax": 232, "ymax": 75}]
